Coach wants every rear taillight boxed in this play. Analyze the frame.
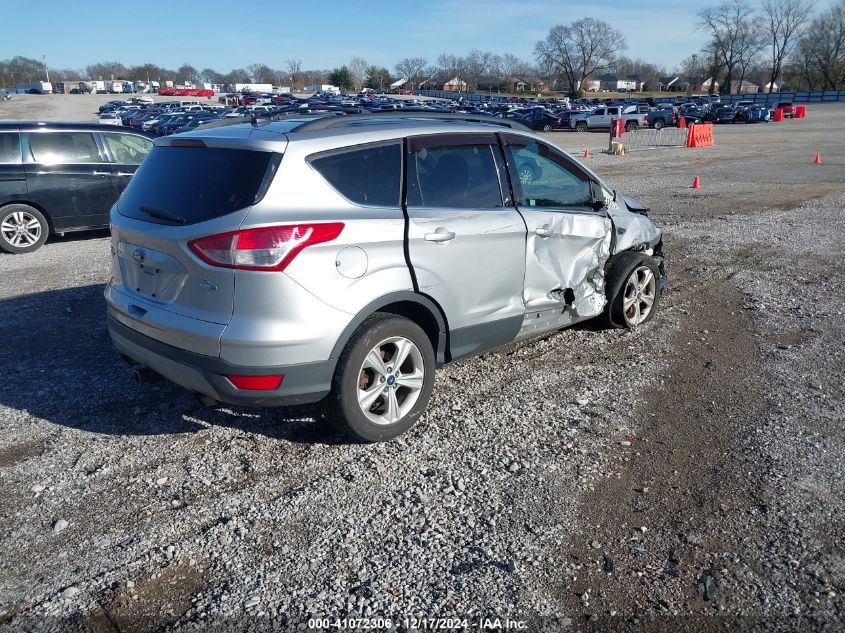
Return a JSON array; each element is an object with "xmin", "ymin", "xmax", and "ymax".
[
  {"xmin": 226, "ymin": 375, "xmax": 283, "ymax": 390},
  {"xmin": 188, "ymin": 223, "xmax": 344, "ymax": 271}
]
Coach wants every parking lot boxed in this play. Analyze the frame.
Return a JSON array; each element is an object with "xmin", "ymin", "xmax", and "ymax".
[{"xmin": 0, "ymin": 97, "xmax": 843, "ymax": 631}]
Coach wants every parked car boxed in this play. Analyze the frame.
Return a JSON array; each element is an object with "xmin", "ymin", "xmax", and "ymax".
[
  {"xmin": 678, "ymin": 106, "xmax": 709, "ymax": 123},
  {"xmin": 513, "ymin": 111, "xmax": 567, "ymax": 132},
  {"xmin": 775, "ymin": 102, "xmax": 795, "ymax": 118},
  {"xmin": 745, "ymin": 104, "xmax": 772, "ymax": 123},
  {"xmin": 105, "ymin": 113, "xmax": 665, "ymax": 442},
  {"xmin": 98, "ymin": 112, "xmax": 124, "ymax": 126},
  {"xmin": 713, "ymin": 105, "xmax": 744, "ymax": 124},
  {"xmin": 0, "ymin": 122, "xmax": 154, "ymax": 253}
]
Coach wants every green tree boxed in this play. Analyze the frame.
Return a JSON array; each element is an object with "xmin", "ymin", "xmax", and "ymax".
[
  {"xmin": 365, "ymin": 65, "xmax": 392, "ymax": 90},
  {"xmin": 329, "ymin": 65, "xmax": 354, "ymax": 91}
]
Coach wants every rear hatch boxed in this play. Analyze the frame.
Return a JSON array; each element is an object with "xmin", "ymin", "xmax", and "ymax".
[{"xmin": 109, "ymin": 132, "xmax": 285, "ymax": 352}]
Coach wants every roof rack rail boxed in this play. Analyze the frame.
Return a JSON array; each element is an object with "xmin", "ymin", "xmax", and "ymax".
[
  {"xmin": 292, "ymin": 111, "xmax": 530, "ymax": 133},
  {"xmin": 192, "ymin": 116, "xmax": 252, "ymax": 130}
]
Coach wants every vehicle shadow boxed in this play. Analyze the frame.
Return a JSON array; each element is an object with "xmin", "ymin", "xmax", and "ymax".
[
  {"xmin": 0, "ymin": 284, "xmax": 348, "ymax": 445},
  {"xmin": 47, "ymin": 228, "xmax": 111, "ymax": 246}
]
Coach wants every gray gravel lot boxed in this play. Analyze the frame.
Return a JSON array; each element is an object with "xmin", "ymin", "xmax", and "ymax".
[{"xmin": 0, "ymin": 98, "xmax": 843, "ymax": 632}]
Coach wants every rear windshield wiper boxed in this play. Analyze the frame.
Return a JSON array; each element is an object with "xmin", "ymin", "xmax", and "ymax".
[{"xmin": 139, "ymin": 205, "xmax": 187, "ymax": 225}]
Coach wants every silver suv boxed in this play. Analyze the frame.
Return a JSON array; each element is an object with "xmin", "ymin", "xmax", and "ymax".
[{"xmin": 106, "ymin": 113, "xmax": 665, "ymax": 442}]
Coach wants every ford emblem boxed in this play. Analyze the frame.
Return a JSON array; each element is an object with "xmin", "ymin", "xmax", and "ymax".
[{"xmin": 132, "ymin": 248, "xmax": 146, "ymax": 264}]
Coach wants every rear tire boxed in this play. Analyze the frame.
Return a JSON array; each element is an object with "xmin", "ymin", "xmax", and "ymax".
[
  {"xmin": 600, "ymin": 251, "xmax": 662, "ymax": 329},
  {"xmin": 653, "ymin": 119, "xmax": 665, "ymax": 130},
  {"xmin": 320, "ymin": 313, "xmax": 436, "ymax": 442},
  {"xmin": 625, "ymin": 121, "xmax": 638, "ymax": 132},
  {"xmin": 0, "ymin": 204, "xmax": 49, "ymax": 254},
  {"xmin": 575, "ymin": 121, "xmax": 588, "ymax": 133},
  {"xmin": 542, "ymin": 124, "xmax": 552, "ymax": 132}
]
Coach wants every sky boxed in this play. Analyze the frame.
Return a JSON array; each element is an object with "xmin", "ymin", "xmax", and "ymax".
[{"xmin": 0, "ymin": 0, "xmax": 780, "ymax": 74}]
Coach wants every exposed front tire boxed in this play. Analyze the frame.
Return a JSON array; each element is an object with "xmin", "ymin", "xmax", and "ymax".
[
  {"xmin": 0, "ymin": 204, "xmax": 49, "ymax": 254},
  {"xmin": 542, "ymin": 124, "xmax": 552, "ymax": 132},
  {"xmin": 601, "ymin": 251, "xmax": 662, "ymax": 329},
  {"xmin": 320, "ymin": 313, "xmax": 436, "ymax": 442}
]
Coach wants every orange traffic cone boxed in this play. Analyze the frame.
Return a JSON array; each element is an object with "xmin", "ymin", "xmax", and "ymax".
[
  {"xmin": 691, "ymin": 176, "xmax": 701, "ymax": 189},
  {"xmin": 814, "ymin": 153, "xmax": 822, "ymax": 164},
  {"xmin": 583, "ymin": 148, "xmax": 590, "ymax": 158}
]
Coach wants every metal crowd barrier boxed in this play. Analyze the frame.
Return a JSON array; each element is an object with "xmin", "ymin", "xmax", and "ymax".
[{"xmin": 619, "ymin": 127, "xmax": 688, "ymax": 151}]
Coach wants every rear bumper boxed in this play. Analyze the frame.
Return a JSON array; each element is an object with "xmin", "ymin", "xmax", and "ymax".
[{"xmin": 108, "ymin": 316, "xmax": 335, "ymax": 407}]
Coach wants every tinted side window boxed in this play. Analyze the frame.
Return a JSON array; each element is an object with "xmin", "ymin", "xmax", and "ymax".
[
  {"xmin": 408, "ymin": 142, "xmax": 502, "ymax": 209},
  {"xmin": 310, "ymin": 143, "xmax": 401, "ymax": 207},
  {"xmin": 506, "ymin": 138, "xmax": 593, "ymax": 211},
  {"xmin": 0, "ymin": 133, "xmax": 21, "ymax": 164},
  {"xmin": 103, "ymin": 132, "xmax": 153, "ymax": 164},
  {"xmin": 28, "ymin": 132, "xmax": 104, "ymax": 164}
]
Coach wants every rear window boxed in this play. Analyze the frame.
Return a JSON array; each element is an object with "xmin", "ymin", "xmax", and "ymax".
[
  {"xmin": 309, "ymin": 142, "xmax": 401, "ymax": 207},
  {"xmin": 118, "ymin": 146, "xmax": 280, "ymax": 225}
]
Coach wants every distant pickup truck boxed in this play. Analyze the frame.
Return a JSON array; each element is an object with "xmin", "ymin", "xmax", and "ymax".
[
  {"xmin": 570, "ymin": 106, "xmax": 649, "ymax": 132},
  {"xmin": 647, "ymin": 108, "xmax": 678, "ymax": 129}
]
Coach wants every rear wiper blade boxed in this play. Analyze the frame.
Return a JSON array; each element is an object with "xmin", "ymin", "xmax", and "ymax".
[{"xmin": 139, "ymin": 205, "xmax": 187, "ymax": 224}]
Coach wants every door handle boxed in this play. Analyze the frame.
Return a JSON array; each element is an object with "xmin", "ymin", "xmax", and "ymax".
[
  {"xmin": 535, "ymin": 226, "xmax": 554, "ymax": 238},
  {"xmin": 128, "ymin": 304, "xmax": 147, "ymax": 319},
  {"xmin": 424, "ymin": 229, "xmax": 456, "ymax": 243}
]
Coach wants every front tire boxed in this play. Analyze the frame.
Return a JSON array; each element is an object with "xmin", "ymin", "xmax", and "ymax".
[
  {"xmin": 542, "ymin": 124, "xmax": 552, "ymax": 132},
  {"xmin": 320, "ymin": 313, "xmax": 436, "ymax": 442},
  {"xmin": 601, "ymin": 251, "xmax": 662, "ymax": 329},
  {"xmin": 0, "ymin": 204, "xmax": 49, "ymax": 254}
]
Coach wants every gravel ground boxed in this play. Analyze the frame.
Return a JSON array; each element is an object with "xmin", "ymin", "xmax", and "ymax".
[{"xmin": 0, "ymin": 100, "xmax": 842, "ymax": 632}]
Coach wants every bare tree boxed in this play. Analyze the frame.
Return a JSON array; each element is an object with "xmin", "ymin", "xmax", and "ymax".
[
  {"xmin": 285, "ymin": 59, "xmax": 303, "ymax": 90},
  {"xmin": 246, "ymin": 63, "xmax": 274, "ymax": 84},
  {"xmin": 535, "ymin": 18, "xmax": 626, "ymax": 97},
  {"xmin": 501, "ymin": 53, "xmax": 524, "ymax": 92},
  {"xmin": 463, "ymin": 50, "xmax": 493, "ymax": 91},
  {"xmin": 489, "ymin": 54, "xmax": 503, "ymax": 92},
  {"xmin": 349, "ymin": 56, "xmax": 368, "ymax": 91},
  {"xmin": 736, "ymin": 24, "xmax": 767, "ymax": 88},
  {"xmin": 762, "ymin": 0, "xmax": 815, "ymax": 90},
  {"xmin": 796, "ymin": 0, "xmax": 845, "ymax": 89},
  {"xmin": 394, "ymin": 57, "xmax": 427, "ymax": 88},
  {"xmin": 698, "ymin": 0, "xmax": 756, "ymax": 93},
  {"xmin": 177, "ymin": 63, "xmax": 199, "ymax": 85}
]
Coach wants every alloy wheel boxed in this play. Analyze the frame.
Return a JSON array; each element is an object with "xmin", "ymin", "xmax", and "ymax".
[
  {"xmin": 357, "ymin": 336, "xmax": 425, "ymax": 426},
  {"xmin": 1, "ymin": 211, "xmax": 42, "ymax": 248},
  {"xmin": 623, "ymin": 265, "xmax": 657, "ymax": 326}
]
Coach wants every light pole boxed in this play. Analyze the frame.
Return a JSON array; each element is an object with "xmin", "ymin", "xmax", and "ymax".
[{"xmin": 43, "ymin": 55, "xmax": 50, "ymax": 84}]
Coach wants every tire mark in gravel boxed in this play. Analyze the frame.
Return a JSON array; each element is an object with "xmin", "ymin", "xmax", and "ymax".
[{"xmin": 557, "ymin": 270, "xmax": 770, "ymax": 631}]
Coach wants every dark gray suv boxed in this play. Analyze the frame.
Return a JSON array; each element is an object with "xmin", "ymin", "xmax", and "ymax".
[{"xmin": 106, "ymin": 113, "xmax": 665, "ymax": 441}]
